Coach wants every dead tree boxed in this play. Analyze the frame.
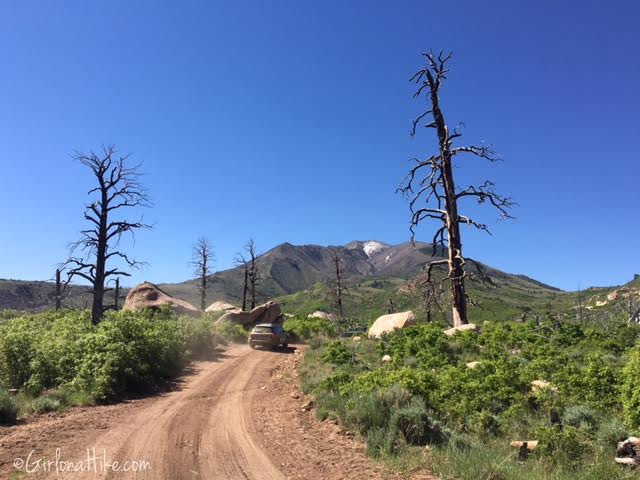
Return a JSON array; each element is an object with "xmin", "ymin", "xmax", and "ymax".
[
  {"xmin": 245, "ymin": 239, "xmax": 260, "ymax": 309},
  {"xmin": 54, "ymin": 268, "xmax": 70, "ymax": 310},
  {"xmin": 114, "ymin": 277, "xmax": 121, "ymax": 310},
  {"xmin": 190, "ymin": 237, "xmax": 214, "ymax": 311},
  {"xmin": 327, "ymin": 249, "xmax": 347, "ymax": 319},
  {"xmin": 63, "ymin": 146, "xmax": 151, "ymax": 325},
  {"xmin": 399, "ymin": 52, "xmax": 514, "ymax": 327},
  {"xmin": 234, "ymin": 253, "xmax": 250, "ymax": 311}
]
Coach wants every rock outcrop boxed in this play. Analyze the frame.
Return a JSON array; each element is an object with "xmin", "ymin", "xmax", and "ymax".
[
  {"xmin": 443, "ymin": 323, "xmax": 478, "ymax": 337},
  {"xmin": 215, "ymin": 301, "xmax": 282, "ymax": 327},
  {"xmin": 368, "ymin": 311, "xmax": 416, "ymax": 338},
  {"xmin": 123, "ymin": 282, "xmax": 200, "ymax": 317},
  {"xmin": 205, "ymin": 300, "xmax": 239, "ymax": 313},
  {"xmin": 308, "ymin": 311, "xmax": 337, "ymax": 321}
]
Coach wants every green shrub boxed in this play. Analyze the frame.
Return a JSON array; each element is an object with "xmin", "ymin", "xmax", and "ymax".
[
  {"xmin": 322, "ymin": 341, "xmax": 352, "ymax": 365},
  {"xmin": 31, "ymin": 394, "xmax": 62, "ymax": 414},
  {"xmin": 284, "ymin": 316, "xmax": 335, "ymax": 341},
  {"xmin": 182, "ymin": 317, "xmax": 217, "ymax": 357},
  {"xmin": 389, "ymin": 396, "xmax": 446, "ymax": 448},
  {"xmin": 73, "ymin": 311, "xmax": 188, "ymax": 401},
  {"xmin": 536, "ymin": 425, "xmax": 590, "ymax": 467},
  {"xmin": 622, "ymin": 342, "xmax": 640, "ymax": 433},
  {"xmin": 562, "ymin": 405, "xmax": 598, "ymax": 432},
  {"xmin": 212, "ymin": 322, "xmax": 248, "ymax": 343},
  {"xmin": 0, "ymin": 388, "xmax": 18, "ymax": 424}
]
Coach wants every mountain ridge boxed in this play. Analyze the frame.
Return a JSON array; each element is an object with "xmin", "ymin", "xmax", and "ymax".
[{"xmin": 1, "ymin": 240, "xmax": 563, "ymax": 311}]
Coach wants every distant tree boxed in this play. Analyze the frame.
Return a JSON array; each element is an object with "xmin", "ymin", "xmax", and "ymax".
[
  {"xmin": 399, "ymin": 52, "xmax": 514, "ymax": 327},
  {"xmin": 327, "ymin": 249, "xmax": 347, "ymax": 319},
  {"xmin": 63, "ymin": 146, "xmax": 151, "ymax": 325},
  {"xmin": 386, "ymin": 297, "xmax": 396, "ymax": 315},
  {"xmin": 245, "ymin": 239, "xmax": 260, "ymax": 309},
  {"xmin": 190, "ymin": 237, "xmax": 214, "ymax": 311}
]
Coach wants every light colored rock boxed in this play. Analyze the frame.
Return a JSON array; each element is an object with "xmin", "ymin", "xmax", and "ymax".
[
  {"xmin": 531, "ymin": 380, "xmax": 558, "ymax": 393},
  {"xmin": 444, "ymin": 323, "xmax": 478, "ymax": 336},
  {"xmin": 368, "ymin": 311, "xmax": 416, "ymax": 338},
  {"xmin": 616, "ymin": 437, "xmax": 640, "ymax": 464},
  {"xmin": 205, "ymin": 300, "xmax": 239, "ymax": 313},
  {"xmin": 607, "ymin": 291, "xmax": 619, "ymax": 301},
  {"xmin": 215, "ymin": 301, "xmax": 282, "ymax": 327},
  {"xmin": 122, "ymin": 282, "xmax": 200, "ymax": 317},
  {"xmin": 510, "ymin": 440, "xmax": 538, "ymax": 451},
  {"xmin": 352, "ymin": 336, "xmax": 362, "ymax": 342},
  {"xmin": 308, "ymin": 311, "xmax": 337, "ymax": 321},
  {"xmin": 382, "ymin": 354, "xmax": 392, "ymax": 363},
  {"xmin": 466, "ymin": 361, "xmax": 481, "ymax": 369}
]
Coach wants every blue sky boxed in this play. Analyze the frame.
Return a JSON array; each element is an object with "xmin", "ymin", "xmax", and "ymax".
[{"xmin": 0, "ymin": 0, "xmax": 638, "ymax": 291}]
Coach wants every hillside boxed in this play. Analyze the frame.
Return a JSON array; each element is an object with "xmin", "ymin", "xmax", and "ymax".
[{"xmin": 0, "ymin": 240, "xmax": 570, "ymax": 314}]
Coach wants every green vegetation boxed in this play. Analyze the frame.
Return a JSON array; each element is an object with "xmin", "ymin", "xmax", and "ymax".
[
  {"xmin": 0, "ymin": 307, "xmax": 239, "ymax": 423},
  {"xmin": 212, "ymin": 321, "xmax": 249, "ymax": 343},
  {"xmin": 300, "ymin": 315, "xmax": 640, "ymax": 479},
  {"xmin": 284, "ymin": 315, "xmax": 336, "ymax": 342},
  {"xmin": 0, "ymin": 387, "xmax": 18, "ymax": 424},
  {"xmin": 622, "ymin": 342, "xmax": 640, "ymax": 432}
]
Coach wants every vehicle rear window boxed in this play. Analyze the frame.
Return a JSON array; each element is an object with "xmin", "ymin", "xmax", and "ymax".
[{"xmin": 253, "ymin": 326, "xmax": 272, "ymax": 334}]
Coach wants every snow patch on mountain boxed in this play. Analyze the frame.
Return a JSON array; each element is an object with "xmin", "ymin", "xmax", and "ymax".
[{"xmin": 362, "ymin": 241, "xmax": 387, "ymax": 258}]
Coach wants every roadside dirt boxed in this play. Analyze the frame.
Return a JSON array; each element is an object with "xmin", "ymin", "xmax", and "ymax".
[{"xmin": 0, "ymin": 344, "xmax": 435, "ymax": 479}]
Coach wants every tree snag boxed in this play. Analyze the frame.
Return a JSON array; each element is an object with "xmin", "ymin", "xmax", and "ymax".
[
  {"xmin": 244, "ymin": 239, "xmax": 260, "ymax": 310},
  {"xmin": 63, "ymin": 145, "xmax": 151, "ymax": 325},
  {"xmin": 54, "ymin": 268, "xmax": 70, "ymax": 310},
  {"xmin": 328, "ymin": 249, "xmax": 346, "ymax": 319},
  {"xmin": 234, "ymin": 252, "xmax": 250, "ymax": 311},
  {"xmin": 191, "ymin": 237, "xmax": 214, "ymax": 311},
  {"xmin": 400, "ymin": 52, "xmax": 514, "ymax": 327}
]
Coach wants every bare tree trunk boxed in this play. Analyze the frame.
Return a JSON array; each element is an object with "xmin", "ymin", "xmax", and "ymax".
[
  {"xmin": 91, "ymin": 185, "xmax": 109, "ymax": 325},
  {"xmin": 431, "ymin": 72, "xmax": 467, "ymax": 327},
  {"xmin": 190, "ymin": 237, "xmax": 214, "ymax": 312},
  {"xmin": 334, "ymin": 251, "xmax": 344, "ymax": 319},
  {"xmin": 242, "ymin": 265, "xmax": 248, "ymax": 311},
  {"xmin": 55, "ymin": 269, "xmax": 62, "ymax": 310},
  {"xmin": 64, "ymin": 146, "xmax": 151, "ymax": 325},
  {"xmin": 245, "ymin": 239, "xmax": 259, "ymax": 310},
  {"xmin": 114, "ymin": 277, "xmax": 120, "ymax": 310},
  {"xmin": 400, "ymin": 52, "xmax": 513, "ymax": 329}
]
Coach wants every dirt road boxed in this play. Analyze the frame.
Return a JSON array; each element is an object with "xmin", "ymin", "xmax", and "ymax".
[{"xmin": 0, "ymin": 345, "xmax": 433, "ymax": 480}]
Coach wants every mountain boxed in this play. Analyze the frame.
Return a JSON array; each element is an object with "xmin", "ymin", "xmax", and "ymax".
[
  {"xmin": 0, "ymin": 240, "xmax": 559, "ymax": 311},
  {"xmin": 160, "ymin": 240, "xmax": 450, "ymax": 306}
]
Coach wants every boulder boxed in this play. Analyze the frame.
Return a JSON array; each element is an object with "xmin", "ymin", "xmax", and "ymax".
[
  {"xmin": 308, "ymin": 310, "xmax": 337, "ymax": 321},
  {"xmin": 368, "ymin": 311, "xmax": 416, "ymax": 338},
  {"xmin": 381, "ymin": 354, "xmax": 392, "ymax": 363},
  {"xmin": 122, "ymin": 282, "xmax": 200, "ymax": 317},
  {"xmin": 531, "ymin": 380, "xmax": 558, "ymax": 393},
  {"xmin": 616, "ymin": 437, "xmax": 640, "ymax": 465},
  {"xmin": 444, "ymin": 323, "xmax": 478, "ymax": 337},
  {"xmin": 466, "ymin": 361, "xmax": 481, "ymax": 369},
  {"xmin": 205, "ymin": 300, "xmax": 239, "ymax": 313},
  {"xmin": 215, "ymin": 301, "xmax": 282, "ymax": 327}
]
